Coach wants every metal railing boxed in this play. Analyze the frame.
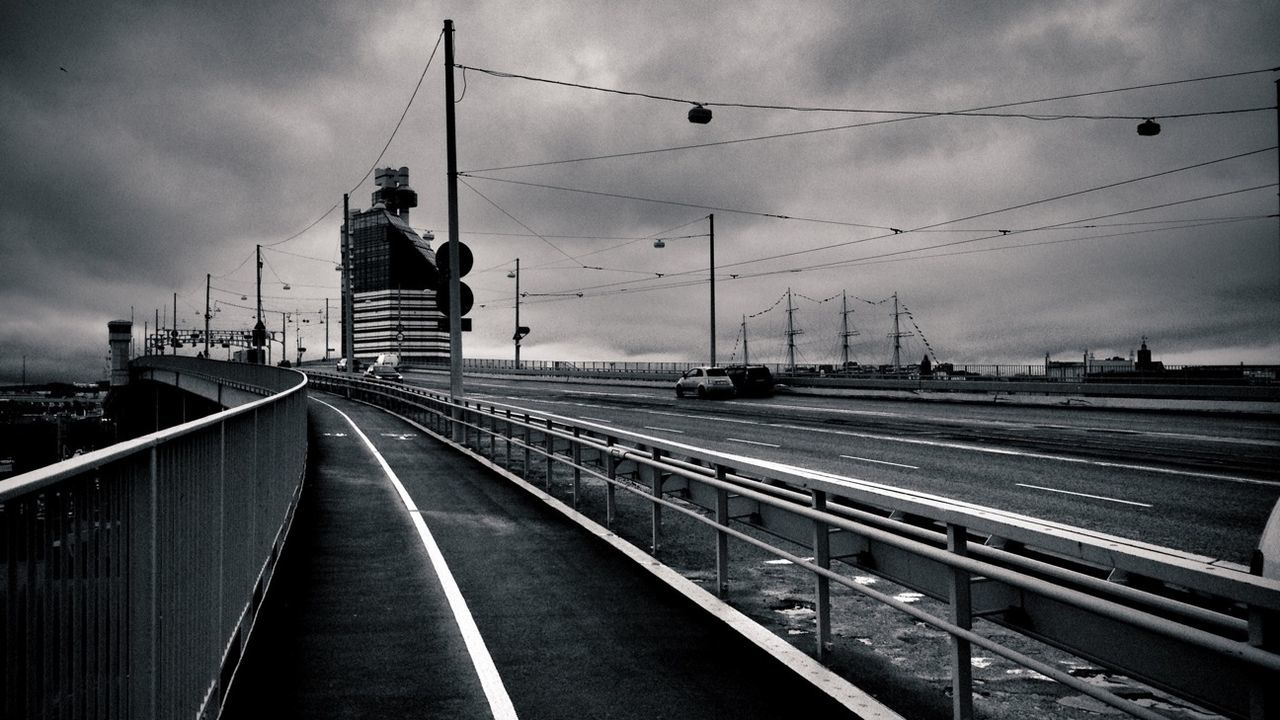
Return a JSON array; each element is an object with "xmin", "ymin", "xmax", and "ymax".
[
  {"xmin": 452, "ymin": 357, "xmax": 1279, "ymax": 384},
  {"xmin": 311, "ymin": 372, "xmax": 1279, "ymax": 720},
  {"xmin": 1, "ymin": 358, "xmax": 308, "ymax": 720}
]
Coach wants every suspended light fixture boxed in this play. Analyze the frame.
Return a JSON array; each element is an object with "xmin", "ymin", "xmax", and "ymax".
[
  {"xmin": 688, "ymin": 104, "xmax": 712, "ymax": 124},
  {"xmin": 1136, "ymin": 118, "xmax": 1161, "ymax": 136},
  {"xmin": 507, "ymin": 270, "xmax": 516, "ymax": 278},
  {"xmin": 283, "ymin": 283, "xmax": 291, "ymax": 290},
  {"xmin": 653, "ymin": 238, "xmax": 666, "ymax": 249},
  {"xmin": 240, "ymin": 295, "xmax": 247, "ymax": 300}
]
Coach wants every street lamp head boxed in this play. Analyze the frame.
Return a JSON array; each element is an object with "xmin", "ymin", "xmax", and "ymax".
[
  {"xmin": 688, "ymin": 104, "xmax": 712, "ymax": 124},
  {"xmin": 1136, "ymin": 118, "xmax": 1161, "ymax": 136},
  {"xmin": 507, "ymin": 270, "xmax": 516, "ymax": 278},
  {"xmin": 653, "ymin": 238, "xmax": 666, "ymax": 249}
]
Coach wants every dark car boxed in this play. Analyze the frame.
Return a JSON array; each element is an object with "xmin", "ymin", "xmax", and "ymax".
[{"xmin": 724, "ymin": 365, "xmax": 775, "ymax": 397}]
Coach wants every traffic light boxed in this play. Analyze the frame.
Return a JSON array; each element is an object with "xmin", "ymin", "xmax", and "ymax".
[{"xmin": 435, "ymin": 240, "xmax": 473, "ymax": 331}]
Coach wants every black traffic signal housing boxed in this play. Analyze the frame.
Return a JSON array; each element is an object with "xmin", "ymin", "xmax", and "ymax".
[{"xmin": 435, "ymin": 240, "xmax": 473, "ymax": 332}]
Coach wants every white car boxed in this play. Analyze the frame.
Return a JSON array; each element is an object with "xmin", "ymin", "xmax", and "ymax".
[{"xmin": 675, "ymin": 367, "xmax": 736, "ymax": 399}]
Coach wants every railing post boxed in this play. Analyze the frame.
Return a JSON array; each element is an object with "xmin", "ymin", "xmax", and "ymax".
[
  {"xmin": 571, "ymin": 428, "xmax": 582, "ymax": 509},
  {"xmin": 605, "ymin": 438, "xmax": 617, "ymax": 529},
  {"xmin": 715, "ymin": 467, "xmax": 730, "ymax": 599},
  {"xmin": 544, "ymin": 418, "xmax": 555, "ymax": 490},
  {"xmin": 948, "ymin": 523, "xmax": 974, "ymax": 720},
  {"xmin": 812, "ymin": 489, "xmax": 831, "ymax": 663},
  {"xmin": 1249, "ymin": 606, "xmax": 1279, "ymax": 719},
  {"xmin": 649, "ymin": 447, "xmax": 662, "ymax": 555},
  {"xmin": 522, "ymin": 414, "xmax": 531, "ymax": 478},
  {"xmin": 505, "ymin": 409, "xmax": 513, "ymax": 469}
]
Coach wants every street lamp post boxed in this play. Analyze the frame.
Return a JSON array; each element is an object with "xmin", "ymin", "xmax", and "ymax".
[
  {"xmin": 655, "ymin": 213, "xmax": 716, "ymax": 366},
  {"xmin": 510, "ymin": 258, "xmax": 521, "ymax": 369}
]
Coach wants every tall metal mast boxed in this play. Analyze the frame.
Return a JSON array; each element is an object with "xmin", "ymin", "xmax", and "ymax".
[{"xmin": 785, "ymin": 288, "xmax": 800, "ymax": 371}]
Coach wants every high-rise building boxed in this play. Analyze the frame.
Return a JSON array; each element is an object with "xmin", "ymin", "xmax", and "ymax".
[{"xmin": 341, "ymin": 167, "xmax": 448, "ymax": 364}]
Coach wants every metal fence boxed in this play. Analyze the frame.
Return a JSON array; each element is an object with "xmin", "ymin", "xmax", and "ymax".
[
  {"xmin": 311, "ymin": 372, "xmax": 1279, "ymax": 720},
  {"xmin": 1, "ymin": 358, "xmax": 308, "ymax": 720},
  {"xmin": 455, "ymin": 357, "xmax": 1280, "ymax": 384}
]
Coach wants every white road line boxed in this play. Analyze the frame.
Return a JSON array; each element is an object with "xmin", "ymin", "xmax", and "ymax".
[
  {"xmin": 768, "ymin": 423, "xmax": 1279, "ymax": 487},
  {"xmin": 727, "ymin": 438, "xmax": 781, "ymax": 448},
  {"xmin": 1016, "ymin": 483, "xmax": 1154, "ymax": 508},
  {"xmin": 314, "ymin": 399, "xmax": 519, "ymax": 720},
  {"xmin": 644, "ymin": 409, "xmax": 762, "ymax": 425},
  {"xmin": 579, "ymin": 416, "xmax": 613, "ymax": 424},
  {"xmin": 644, "ymin": 426, "xmax": 685, "ymax": 434},
  {"xmin": 840, "ymin": 455, "xmax": 919, "ymax": 470}
]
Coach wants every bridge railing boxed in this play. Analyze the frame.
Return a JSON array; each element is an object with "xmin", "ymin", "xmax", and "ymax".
[
  {"xmin": 311, "ymin": 372, "xmax": 1279, "ymax": 720},
  {"xmin": 1, "ymin": 358, "xmax": 308, "ymax": 720}
]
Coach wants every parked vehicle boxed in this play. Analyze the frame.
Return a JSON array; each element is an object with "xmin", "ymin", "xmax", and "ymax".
[
  {"xmin": 724, "ymin": 364, "xmax": 775, "ymax": 397},
  {"xmin": 364, "ymin": 364, "xmax": 402, "ymax": 381},
  {"xmin": 675, "ymin": 366, "xmax": 736, "ymax": 399}
]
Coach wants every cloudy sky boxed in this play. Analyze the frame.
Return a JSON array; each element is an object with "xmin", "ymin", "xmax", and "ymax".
[{"xmin": 2, "ymin": 1, "xmax": 1277, "ymax": 383}]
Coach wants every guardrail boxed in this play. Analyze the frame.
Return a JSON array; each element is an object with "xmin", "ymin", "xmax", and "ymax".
[
  {"xmin": 1, "ymin": 358, "xmax": 308, "ymax": 720},
  {"xmin": 434, "ymin": 359, "xmax": 1280, "ymax": 402},
  {"xmin": 311, "ymin": 372, "xmax": 1279, "ymax": 720}
]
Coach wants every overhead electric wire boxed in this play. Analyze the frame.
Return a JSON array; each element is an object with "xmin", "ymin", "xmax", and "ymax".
[
  {"xmin": 509, "ymin": 184, "xmax": 1275, "ymax": 306},
  {"xmin": 733, "ymin": 183, "xmax": 1279, "ymax": 280},
  {"xmin": 459, "ymin": 173, "xmax": 895, "ymax": 230},
  {"xmin": 258, "ymin": 30, "xmax": 443, "ymax": 249},
  {"xmin": 458, "ymin": 64, "xmax": 1276, "ymax": 116},
  {"xmin": 459, "ymin": 65, "xmax": 1278, "ymax": 173},
  {"xmin": 468, "ymin": 144, "xmax": 1275, "ymax": 286},
  {"xmin": 459, "ymin": 176, "xmax": 582, "ymax": 265}
]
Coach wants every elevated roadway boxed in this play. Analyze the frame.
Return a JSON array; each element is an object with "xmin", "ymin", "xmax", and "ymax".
[{"xmin": 398, "ymin": 370, "xmax": 1280, "ymax": 566}]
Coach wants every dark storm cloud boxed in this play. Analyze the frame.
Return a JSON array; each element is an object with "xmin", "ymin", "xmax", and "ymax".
[{"xmin": 1, "ymin": 1, "xmax": 1276, "ymax": 382}]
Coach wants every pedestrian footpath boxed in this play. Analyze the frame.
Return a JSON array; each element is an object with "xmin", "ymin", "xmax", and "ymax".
[{"xmin": 224, "ymin": 394, "xmax": 897, "ymax": 719}]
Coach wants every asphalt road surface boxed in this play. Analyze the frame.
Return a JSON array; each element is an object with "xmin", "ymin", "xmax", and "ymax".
[{"xmin": 401, "ymin": 371, "xmax": 1280, "ymax": 565}]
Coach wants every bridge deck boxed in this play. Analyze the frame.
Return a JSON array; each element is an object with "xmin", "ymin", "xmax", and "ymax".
[{"xmin": 222, "ymin": 394, "xmax": 882, "ymax": 719}]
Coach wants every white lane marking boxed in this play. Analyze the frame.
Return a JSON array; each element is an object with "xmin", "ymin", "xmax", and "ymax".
[
  {"xmin": 748, "ymin": 401, "xmax": 1280, "ymax": 447},
  {"xmin": 644, "ymin": 426, "xmax": 685, "ymax": 434},
  {"xmin": 580, "ymin": 416, "xmax": 614, "ymax": 424},
  {"xmin": 1016, "ymin": 483, "xmax": 1154, "ymax": 508},
  {"xmin": 768, "ymin": 423, "xmax": 1280, "ymax": 487},
  {"xmin": 644, "ymin": 409, "xmax": 763, "ymax": 425},
  {"xmin": 728, "ymin": 438, "xmax": 781, "ymax": 448},
  {"xmin": 840, "ymin": 455, "xmax": 919, "ymax": 470},
  {"xmin": 313, "ymin": 398, "xmax": 519, "ymax": 720}
]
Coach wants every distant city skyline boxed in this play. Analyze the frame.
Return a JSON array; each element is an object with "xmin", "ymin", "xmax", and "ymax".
[{"xmin": 2, "ymin": 2, "xmax": 1276, "ymax": 383}]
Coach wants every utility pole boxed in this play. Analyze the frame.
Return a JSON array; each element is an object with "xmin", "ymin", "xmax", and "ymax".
[
  {"xmin": 204, "ymin": 273, "xmax": 211, "ymax": 358},
  {"xmin": 708, "ymin": 213, "xmax": 716, "ymax": 367},
  {"xmin": 253, "ymin": 244, "xmax": 268, "ymax": 364},
  {"xmin": 741, "ymin": 315, "xmax": 749, "ymax": 366},
  {"xmin": 324, "ymin": 297, "xmax": 330, "ymax": 361},
  {"xmin": 172, "ymin": 292, "xmax": 177, "ymax": 352},
  {"xmin": 443, "ymin": 18, "xmax": 464, "ymax": 399},
  {"xmin": 513, "ymin": 257, "xmax": 521, "ymax": 368},
  {"xmin": 342, "ymin": 195, "xmax": 355, "ymax": 372},
  {"xmin": 155, "ymin": 309, "xmax": 161, "ymax": 356}
]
